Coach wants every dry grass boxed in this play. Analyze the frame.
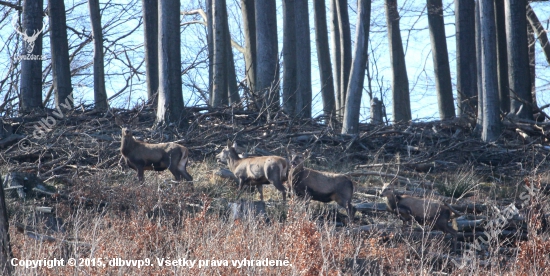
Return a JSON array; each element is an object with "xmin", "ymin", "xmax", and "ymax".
[{"xmin": 4, "ymin": 159, "xmax": 550, "ymax": 275}]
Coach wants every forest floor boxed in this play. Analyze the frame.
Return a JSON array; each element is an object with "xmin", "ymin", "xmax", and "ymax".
[{"xmin": 1, "ymin": 105, "xmax": 550, "ymax": 275}]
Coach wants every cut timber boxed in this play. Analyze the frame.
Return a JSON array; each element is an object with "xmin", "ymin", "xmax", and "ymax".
[
  {"xmin": 228, "ymin": 199, "xmax": 269, "ymax": 223},
  {"xmin": 0, "ymin": 134, "xmax": 24, "ymax": 148}
]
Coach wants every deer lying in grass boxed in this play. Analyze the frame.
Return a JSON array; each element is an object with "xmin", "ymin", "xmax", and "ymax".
[
  {"xmin": 381, "ymin": 179, "xmax": 460, "ymax": 251},
  {"xmin": 288, "ymin": 150, "xmax": 355, "ymax": 221},
  {"xmin": 216, "ymin": 141, "xmax": 288, "ymax": 201},
  {"xmin": 119, "ymin": 127, "xmax": 193, "ymax": 182}
]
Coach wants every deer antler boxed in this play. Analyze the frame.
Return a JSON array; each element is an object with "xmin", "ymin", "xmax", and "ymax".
[
  {"xmin": 11, "ymin": 15, "xmax": 26, "ymax": 37},
  {"xmin": 26, "ymin": 22, "xmax": 46, "ymax": 43}
]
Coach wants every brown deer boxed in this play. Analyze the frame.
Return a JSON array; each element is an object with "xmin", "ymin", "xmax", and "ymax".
[
  {"xmin": 381, "ymin": 179, "xmax": 460, "ymax": 251},
  {"xmin": 216, "ymin": 141, "xmax": 288, "ymax": 201},
  {"xmin": 288, "ymin": 150, "xmax": 355, "ymax": 221},
  {"xmin": 117, "ymin": 117, "xmax": 192, "ymax": 182}
]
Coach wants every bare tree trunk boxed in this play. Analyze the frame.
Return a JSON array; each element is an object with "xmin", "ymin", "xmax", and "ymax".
[
  {"xmin": 337, "ymin": 0, "xmax": 351, "ymax": 117},
  {"xmin": 142, "ymin": 0, "xmax": 159, "ymax": 107},
  {"xmin": 240, "ymin": 0, "xmax": 256, "ymax": 94},
  {"xmin": 385, "ymin": 0, "xmax": 411, "ymax": 123},
  {"xmin": 527, "ymin": 22, "xmax": 537, "ymax": 109},
  {"xmin": 0, "ymin": 174, "xmax": 12, "ymax": 275},
  {"xmin": 88, "ymin": 0, "xmax": 108, "ymax": 111},
  {"xmin": 294, "ymin": 0, "xmax": 311, "ymax": 118},
  {"xmin": 527, "ymin": 4, "xmax": 550, "ymax": 65},
  {"xmin": 50, "ymin": 0, "xmax": 73, "ymax": 110},
  {"xmin": 342, "ymin": 0, "xmax": 371, "ymax": 134},
  {"xmin": 211, "ymin": 0, "xmax": 228, "ymax": 107},
  {"xmin": 156, "ymin": 0, "xmax": 184, "ymax": 126},
  {"xmin": 480, "ymin": 0, "xmax": 501, "ymax": 142},
  {"xmin": 19, "ymin": 0, "xmax": 44, "ymax": 112},
  {"xmin": 282, "ymin": 0, "xmax": 297, "ymax": 115},
  {"xmin": 330, "ymin": 0, "xmax": 342, "ymax": 117},
  {"xmin": 475, "ymin": 0, "xmax": 483, "ymax": 131},
  {"xmin": 221, "ymin": 0, "xmax": 239, "ymax": 105},
  {"xmin": 455, "ymin": 0, "xmax": 477, "ymax": 118},
  {"xmin": 505, "ymin": 0, "xmax": 532, "ymax": 120},
  {"xmin": 207, "ymin": 0, "xmax": 213, "ymax": 102},
  {"xmin": 494, "ymin": 0, "xmax": 509, "ymax": 113},
  {"xmin": 427, "ymin": 0, "xmax": 455, "ymax": 119},
  {"xmin": 255, "ymin": 0, "xmax": 279, "ymax": 111},
  {"xmin": 313, "ymin": 0, "xmax": 336, "ymax": 120}
]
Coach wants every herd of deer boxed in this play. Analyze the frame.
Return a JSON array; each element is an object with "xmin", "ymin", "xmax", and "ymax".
[{"xmin": 119, "ymin": 126, "xmax": 460, "ymax": 250}]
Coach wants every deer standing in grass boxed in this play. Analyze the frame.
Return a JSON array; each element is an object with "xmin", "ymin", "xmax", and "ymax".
[
  {"xmin": 381, "ymin": 179, "xmax": 460, "ymax": 251},
  {"xmin": 288, "ymin": 150, "xmax": 355, "ymax": 221},
  {"xmin": 216, "ymin": 141, "xmax": 288, "ymax": 201},
  {"xmin": 117, "ymin": 117, "xmax": 193, "ymax": 182}
]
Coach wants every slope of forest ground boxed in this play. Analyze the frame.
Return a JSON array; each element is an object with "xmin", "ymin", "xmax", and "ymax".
[{"xmin": 1, "ymin": 105, "xmax": 550, "ymax": 275}]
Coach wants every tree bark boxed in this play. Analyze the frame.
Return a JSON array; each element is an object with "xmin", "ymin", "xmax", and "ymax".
[
  {"xmin": 0, "ymin": 174, "xmax": 12, "ymax": 275},
  {"xmin": 50, "ymin": 0, "xmax": 73, "ymax": 110},
  {"xmin": 88, "ymin": 0, "xmax": 108, "ymax": 111},
  {"xmin": 337, "ymin": 0, "xmax": 351, "ymax": 117},
  {"xmin": 142, "ymin": 0, "xmax": 159, "ymax": 107},
  {"xmin": 505, "ymin": 0, "xmax": 532, "ymax": 120},
  {"xmin": 385, "ymin": 0, "xmax": 411, "ymax": 123},
  {"xmin": 313, "ymin": 0, "xmax": 336, "ymax": 120},
  {"xmin": 294, "ymin": 0, "xmax": 311, "ymax": 118},
  {"xmin": 342, "ymin": 0, "xmax": 371, "ymax": 134},
  {"xmin": 19, "ymin": 0, "xmax": 44, "ymax": 112},
  {"xmin": 330, "ymin": 0, "xmax": 342, "ymax": 117},
  {"xmin": 527, "ymin": 21, "xmax": 536, "ymax": 108},
  {"xmin": 282, "ymin": 0, "xmax": 297, "ymax": 115},
  {"xmin": 427, "ymin": 0, "xmax": 455, "ymax": 119},
  {"xmin": 475, "ymin": 0, "xmax": 483, "ymax": 131},
  {"xmin": 494, "ymin": 0, "xmax": 509, "ymax": 113},
  {"xmin": 221, "ymin": 0, "xmax": 239, "ymax": 105},
  {"xmin": 156, "ymin": 0, "xmax": 184, "ymax": 126},
  {"xmin": 480, "ymin": 0, "xmax": 501, "ymax": 142},
  {"xmin": 255, "ymin": 0, "xmax": 279, "ymax": 111},
  {"xmin": 527, "ymin": 4, "xmax": 550, "ymax": 65},
  {"xmin": 207, "ymin": 0, "xmax": 213, "ymax": 102},
  {"xmin": 211, "ymin": 0, "xmax": 228, "ymax": 107},
  {"xmin": 455, "ymin": 0, "xmax": 477, "ymax": 118},
  {"xmin": 240, "ymin": 0, "xmax": 256, "ymax": 94}
]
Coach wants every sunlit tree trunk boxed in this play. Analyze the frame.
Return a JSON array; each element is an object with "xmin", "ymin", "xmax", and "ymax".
[
  {"xmin": 255, "ymin": 0, "xmax": 279, "ymax": 111},
  {"xmin": 156, "ymin": 0, "xmax": 184, "ymax": 126},
  {"xmin": 88, "ymin": 0, "xmax": 108, "ymax": 111},
  {"xmin": 142, "ymin": 0, "xmax": 159, "ymax": 107},
  {"xmin": 330, "ymin": 0, "xmax": 342, "ymax": 117},
  {"xmin": 342, "ymin": 0, "xmax": 371, "ymax": 134},
  {"xmin": 427, "ymin": 0, "xmax": 455, "ymax": 119},
  {"xmin": 240, "ymin": 0, "xmax": 256, "ymax": 94},
  {"xmin": 480, "ymin": 0, "xmax": 501, "ymax": 141},
  {"xmin": 282, "ymin": 0, "xmax": 297, "ymax": 115},
  {"xmin": 313, "ymin": 0, "xmax": 336, "ymax": 120},
  {"xmin": 385, "ymin": 0, "xmax": 411, "ymax": 122}
]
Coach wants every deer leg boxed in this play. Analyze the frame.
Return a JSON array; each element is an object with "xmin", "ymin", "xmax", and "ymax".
[
  {"xmin": 169, "ymin": 167, "xmax": 182, "ymax": 181},
  {"xmin": 137, "ymin": 167, "xmax": 145, "ymax": 182},
  {"xmin": 258, "ymin": 184, "xmax": 264, "ymax": 201},
  {"xmin": 271, "ymin": 179, "xmax": 287, "ymax": 202}
]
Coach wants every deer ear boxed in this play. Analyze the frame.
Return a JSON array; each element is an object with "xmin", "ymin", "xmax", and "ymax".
[
  {"xmin": 232, "ymin": 141, "xmax": 238, "ymax": 149},
  {"xmin": 227, "ymin": 140, "xmax": 232, "ymax": 148}
]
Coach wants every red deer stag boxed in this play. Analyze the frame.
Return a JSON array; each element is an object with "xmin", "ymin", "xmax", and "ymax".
[
  {"xmin": 288, "ymin": 150, "xmax": 355, "ymax": 221},
  {"xmin": 216, "ymin": 141, "xmax": 288, "ymax": 201}
]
